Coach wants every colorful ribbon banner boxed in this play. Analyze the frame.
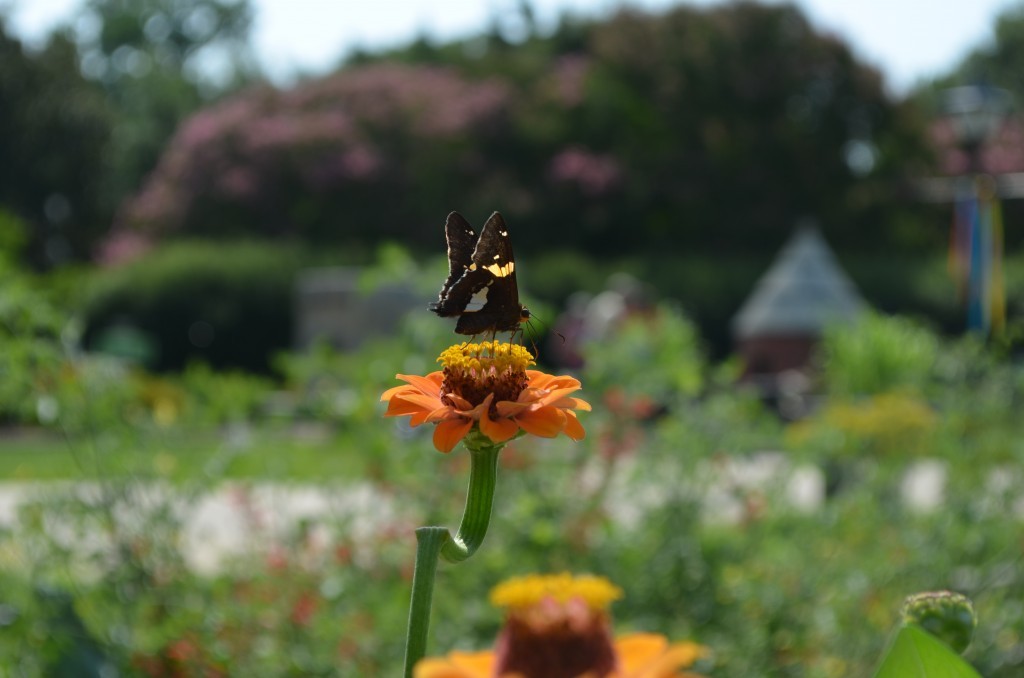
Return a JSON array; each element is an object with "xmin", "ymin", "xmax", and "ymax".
[{"xmin": 949, "ymin": 175, "xmax": 1005, "ymax": 335}]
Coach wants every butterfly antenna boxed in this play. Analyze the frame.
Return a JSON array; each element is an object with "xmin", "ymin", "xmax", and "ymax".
[
  {"xmin": 527, "ymin": 313, "xmax": 565, "ymax": 344},
  {"xmin": 520, "ymin": 318, "xmax": 540, "ymax": 357}
]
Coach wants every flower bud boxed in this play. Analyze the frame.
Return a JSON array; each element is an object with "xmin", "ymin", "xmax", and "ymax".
[{"xmin": 900, "ymin": 590, "xmax": 976, "ymax": 654}]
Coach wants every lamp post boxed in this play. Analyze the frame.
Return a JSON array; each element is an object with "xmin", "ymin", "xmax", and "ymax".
[{"xmin": 942, "ymin": 84, "xmax": 1012, "ymax": 334}]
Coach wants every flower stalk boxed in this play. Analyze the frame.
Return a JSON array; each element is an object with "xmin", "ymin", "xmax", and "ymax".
[
  {"xmin": 402, "ymin": 437, "xmax": 503, "ymax": 677},
  {"xmin": 441, "ymin": 433, "xmax": 502, "ymax": 563}
]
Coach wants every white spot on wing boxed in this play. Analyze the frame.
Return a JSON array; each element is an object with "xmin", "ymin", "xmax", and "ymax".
[{"xmin": 464, "ymin": 286, "xmax": 490, "ymax": 312}]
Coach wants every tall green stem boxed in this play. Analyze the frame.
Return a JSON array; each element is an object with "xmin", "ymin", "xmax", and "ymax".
[
  {"xmin": 402, "ymin": 438, "xmax": 502, "ymax": 677},
  {"xmin": 403, "ymin": 526, "xmax": 447, "ymax": 677}
]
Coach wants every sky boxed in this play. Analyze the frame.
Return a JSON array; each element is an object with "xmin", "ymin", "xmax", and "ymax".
[{"xmin": 3, "ymin": 0, "xmax": 1022, "ymax": 94}]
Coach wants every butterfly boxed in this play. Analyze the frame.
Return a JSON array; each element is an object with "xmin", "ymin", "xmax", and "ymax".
[{"xmin": 429, "ymin": 211, "xmax": 531, "ymax": 336}]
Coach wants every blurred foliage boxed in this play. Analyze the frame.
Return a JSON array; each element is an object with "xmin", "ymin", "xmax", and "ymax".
[
  {"xmin": 818, "ymin": 312, "xmax": 941, "ymax": 396},
  {"xmin": 786, "ymin": 391, "xmax": 938, "ymax": 463},
  {"xmin": 121, "ymin": 2, "xmax": 935, "ymax": 259},
  {"xmin": 76, "ymin": 0, "xmax": 257, "ymax": 205},
  {"xmin": 7, "ymin": 0, "xmax": 1024, "ymax": 271},
  {"xmin": 580, "ymin": 303, "xmax": 704, "ymax": 403},
  {"xmin": 81, "ymin": 240, "xmax": 302, "ymax": 372},
  {"xmin": 3, "ymin": 279, "xmax": 1024, "ymax": 674},
  {"xmin": 0, "ymin": 20, "xmax": 112, "ymax": 266},
  {"xmin": 0, "ymin": 2, "xmax": 254, "ymax": 266},
  {"xmin": 76, "ymin": 233, "xmax": 1024, "ymax": 379},
  {"xmin": 0, "ymin": 259, "xmax": 66, "ymax": 425},
  {"xmin": 936, "ymin": 2, "xmax": 1024, "ymax": 102}
]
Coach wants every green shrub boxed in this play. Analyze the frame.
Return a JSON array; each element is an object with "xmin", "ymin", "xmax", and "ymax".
[
  {"xmin": 0, "ymin": 260, "xmax": 66, "ymax": 424},
  {"xmin": 819, "ymin": 312, "xmax": 941, "ymax": 396},
  {"xmin": 581, "ymin": 303, "xmax": 704, "ymax": 402},
  {"xmin": 81, "ymin": 241, "xmax": 303, "ymax": 372}
]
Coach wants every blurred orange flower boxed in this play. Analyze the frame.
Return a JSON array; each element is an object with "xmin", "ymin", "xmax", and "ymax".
[
  {"xmin": 415, "ymin": 573, "xmax": 709, "ymax": 678},
  {"xmin": 381, "ymin": 342, "xmax": 590, "ymax": 453}
]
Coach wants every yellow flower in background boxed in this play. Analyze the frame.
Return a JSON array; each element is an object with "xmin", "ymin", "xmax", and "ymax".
[
  {"xmin": 415, "ymin": 573, "xmax": 709, "ymax": 678},
  {"xmin": 785, "ymin": 391, "xmax": 937, "ymax": 457},
  {"xmin": 381, "ymin": 342, "xmax": 590, "ymax": 453}
]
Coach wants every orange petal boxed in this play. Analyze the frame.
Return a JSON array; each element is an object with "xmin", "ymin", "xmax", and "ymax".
[
  {"xmin": 495, "ymin": 400, "xmax": 531, "ymax": 417},
  {"xmin": 479, "ymin": 409, "xmax": 520, "ymax": 443},
  {"xmin": 515, "ymin": 406, "xmax": 566, "ymax": 438},
  {"xmin": 412, "ymin": 660, "xmax": 461, "ymax": 678},
  {"xmin": 396, "ymin": 392, "xmax": 446, "ymax": 413},
  {"xmin": 533, "ymin": 386, "xmax": 582, "ymax": 407},
  {"xmin": 527, "ymin": 370, "xmax": 580, "ymax": 391},
  {"xmin": 381, "ymin": 384, "xmax": 412, "ymax": 402},
  {"xmin": 552, "ymin": 396, "xmax": 591, "ymax": 412},
  {"xmin": 412, "ymin": 406, "xmax": 453, "ymax": 427},
  {"xmin": 424, "ymin": 406, "xmax": 457, "ymax": 423},
  {"xmin": 395, "ymin": 372, "xmax": 444, "ymax": 397},
  {"xmin": 384, "ymin": 395, "xmax": 427, "ymax": 417},
  {"xmin": 516, "ymin": 387, "xmax": 548, "ymax": 404},
  {"xmin": 525, "ymin": 370, "xmax": 556, "ymax": 389},
  {"xmin": 660, "ymin": 640, "xmax": 709, "ymax": 668},
  {"xmin": 455, "ymin": 393, "xmax": 493, "ymax": 421},
  {"xmin": 447, "ymin": 393, "xmax": 472, "ymax": 411},
  {"xmin": 447, "ymin": 651, "xmax": 495, "ymax": 674},
  {"xmin": 614, "ymin": 633, "xmax": 669, "ymax": 674},
  {"xmin": 433, "ymin": 418, "xmax": 474, "ymax": 453},
  {"xmin": 563, "ymin": 411, "xmax": 586, "ymax": 441},
  {"xmin": 412, "ymin": 658, "xmax": 476, "ymax": 678},
  {"xmin": 633, "ymin": 639, "xmax": 709, "ymax": 676},
  {"xmin": 414, "ymin": 650, "xmax": 495, "ymax": 678}
]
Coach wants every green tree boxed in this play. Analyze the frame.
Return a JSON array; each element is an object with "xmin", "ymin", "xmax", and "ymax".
[
  {"xmin": 528, "ymin": 3, "xmax": 932, "ymax": 254},
  {"xmin": 942, "ymin": 2, "xmax": 1024, "ymax": 94},
  {"xmin": 75, "ymin": 0, "xmax": 257, "ymax": 207},
  {"xmin": 125, "ymin": 2, "xmax": 934, "ymax": 257},
  {"xmin": 0, "ymin": 19, "xmax": 112, "ymax": 266}
]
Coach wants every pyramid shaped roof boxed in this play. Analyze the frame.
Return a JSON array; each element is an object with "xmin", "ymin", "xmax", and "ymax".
[{"xmin": 732, "ymin": 227, "xmax": 865, "ymax": 339}]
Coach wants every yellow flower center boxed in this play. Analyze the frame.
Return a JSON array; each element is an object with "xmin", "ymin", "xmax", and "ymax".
[
  {"xmin": 490, "ymin": 573, "xmax": 623, "ymax": 612},
  {"xmin": 490, "ymin": 573, "xmax": 622, "ymax": 678},
  {"xmin": 438, "ymin": 341, "xmax": 535, "ymax": 372},
  {"xmin": 437, "ymin": 342, "xmax": 534, "ymax": 411}
]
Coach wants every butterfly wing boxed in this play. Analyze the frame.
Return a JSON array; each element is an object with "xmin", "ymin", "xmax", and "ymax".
[
  {"xmin": 450, "ymin": 212, "xmax": 523, "ymax": 334},
  {"xmin": 430, "ymin": 211, "xmax": 478, "ymax": 316}
]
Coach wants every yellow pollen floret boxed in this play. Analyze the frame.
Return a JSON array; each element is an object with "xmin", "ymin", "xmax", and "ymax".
[
  {"xmin": 490, "ymin": 573, "xmax": 623, "ymax": 612},
  {"xmin": 438, "ymin": 341, "xmax": 535, "ymax": 373}
]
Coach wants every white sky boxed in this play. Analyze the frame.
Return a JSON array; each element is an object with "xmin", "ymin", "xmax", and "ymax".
[{"xmin": 3, "ymin": 0, "xmax": 1021, "ymax": 94}]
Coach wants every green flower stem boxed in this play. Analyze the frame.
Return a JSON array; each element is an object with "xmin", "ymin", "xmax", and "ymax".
[
  {"xmin": 403, "ymin": 526, "xmax": 447, "ymax": 678},
  {"xmin": 441, "ymin": 438, "xmax": 500, "ymax": 563},
  {"xmin": 402, "ymin": 437, "xmax": 502, "ymax": 678}
]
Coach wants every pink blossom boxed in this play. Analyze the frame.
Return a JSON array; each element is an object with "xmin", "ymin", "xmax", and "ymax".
[
  {"xmin": 551, "ymin": 55, "xmax": 590, "ymax": 107},
  {"xmin": 120, "ymin": 63, "xmax": 512, "ymax": 235},
  {"xmin": 94, "ymin": 230, "xmax": 153, "ymax": 267},
  {"xmin": 548, "ymin": 146, "xmax": 622, "ymax": 195},
  {"xmin": 218, "ymin": 167, "xmax": 260, "ymax": 199},
  {"xmin": 930, "ymin": 117, "xmax": 1024, "ymax": 175}
]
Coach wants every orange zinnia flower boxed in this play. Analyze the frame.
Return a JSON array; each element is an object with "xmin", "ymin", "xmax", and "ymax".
[
  {"xmin": 381, "ymin": 342, "xmax": 590, "ymax": 453},
  {"xmin": 414, "ymin": 573, "xmax": 709, "ymax": 678}
]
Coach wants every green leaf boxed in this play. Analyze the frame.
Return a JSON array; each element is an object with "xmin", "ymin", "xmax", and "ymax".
[{"xmin": 874, "ymin": 624, "xmax": 981, "ymax": 678}]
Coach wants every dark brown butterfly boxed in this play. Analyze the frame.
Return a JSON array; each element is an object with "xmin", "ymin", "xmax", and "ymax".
[{"xmin": 429, "ymin": 211, "xmax": 531, "ymax": 335}]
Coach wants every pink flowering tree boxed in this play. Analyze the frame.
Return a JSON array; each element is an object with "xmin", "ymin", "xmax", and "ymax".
[
  {"xmin": 121, "ymin": 63, "xmax": 514, "ymax": 249},
  {"xmin": 119, "ymin": 3, "xmax": 934, "ymax": 257}
]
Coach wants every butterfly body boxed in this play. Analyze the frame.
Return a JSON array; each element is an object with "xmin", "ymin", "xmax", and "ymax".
[{"xmin": 430, "ymin": 211, "xmax": 530, "ymax": 335}]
